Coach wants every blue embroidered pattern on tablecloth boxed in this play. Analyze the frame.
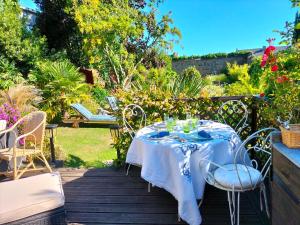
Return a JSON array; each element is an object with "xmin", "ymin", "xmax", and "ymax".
[{"xmin": 178, "ymin": 133, "xmax": 238, "ymax": 181}]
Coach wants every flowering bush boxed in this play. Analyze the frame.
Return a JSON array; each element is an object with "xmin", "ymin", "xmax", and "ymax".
[
  {"xmin": 0, "ymin": 103, "xmax": 21, "ymax": 128},
  {"xmin": 259, "ymin": 39, "xmax": 300, "ymax": 123}
]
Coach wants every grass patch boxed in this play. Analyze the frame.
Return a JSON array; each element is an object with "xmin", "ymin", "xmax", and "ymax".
[{"xmin": 56, "ymin": 127, "xmax": 116, "ymax": 168}]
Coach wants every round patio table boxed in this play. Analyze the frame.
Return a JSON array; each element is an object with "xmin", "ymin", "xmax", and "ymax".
[{"xmin": 126, "ymin": 120, "xmax": 244, "ymax": 225}]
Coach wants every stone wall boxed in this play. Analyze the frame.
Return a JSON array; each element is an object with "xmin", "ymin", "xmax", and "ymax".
[{"xmin": 172, "ymin": 55, "xmax": 250, "ymax": 75}]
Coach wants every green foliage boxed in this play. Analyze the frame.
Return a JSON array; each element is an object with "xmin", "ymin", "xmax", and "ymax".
[
  {"xmin": 205, "ymin": 74, "xmax": 229, "ymax": 85},
  {"xmin": 35, "ymin": 0, "xmax": 76, "ymax": 50},
  {"xmin": 29, "ymin": 59, "xmax": 90, "ymax": 122},
  {"xmin": 70, "ymin": 0, "xmax": 181, "ymax": 89},
  {"xmin": 201, "ymin": 84, "xmax": 225, "ymax": 97},
  {"xmin": 0, "ymin": 0, "xmax": 46, "ymax": 74},
  {"xmin": 259, "ymin": 46, "xmax": 300, "ymax": 123},
  {"xmin": 226, "ymin": 63, "xmax": 249, "ymax": 83},
  {"xmin": 171, "ymin": 66, "xmax": 206, "ymax": 97},
  {"xmin": 0, "ymin": 57, "xmax": 24, "ymax": 90},
  {"xmin": 131, "ymin": 66, "xmax": 206, "ymax": 98},
  {"xmin": 248, "ymin": 57, "xmax": 264, "ymax": 87},
  {"xmin": 131, "ymin": 67, "xmax": 176, "ymax": 95},
  {"xmin": 225, "ymin": 63, "xmax": 260, "ymax": 96},
  {"xmin": 71, "ymin": 0, "xmax": 143, "ymax": 88},
  {"xmin": 91, "ymin": 86, "xmax": 109, "ymax": 106}
]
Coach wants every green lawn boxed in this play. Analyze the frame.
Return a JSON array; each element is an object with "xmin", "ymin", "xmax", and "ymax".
[{"xmin": 56, "ymin": 127, "xmax": 116, "ymax": 168}]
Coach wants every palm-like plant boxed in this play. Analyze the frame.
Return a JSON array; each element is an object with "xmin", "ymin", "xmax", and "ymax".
[
  {"xmin": 170, "ymin": 66, "xmax": 207, "ymax": 98},
  {"xmin": 29, "ymin": 60, "xmax": 90, "ymax": 121}
]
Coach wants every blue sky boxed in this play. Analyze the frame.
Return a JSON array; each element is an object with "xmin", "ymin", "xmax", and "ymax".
[{"xmin": 20, "ymin": 0, "xmax": 297, "ymax": 56}]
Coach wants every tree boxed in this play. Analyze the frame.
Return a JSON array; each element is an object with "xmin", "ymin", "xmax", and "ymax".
[
  {"xmin": 34, "ymin": 0, "xmax": 87, "ymax": 66},
  {"xmin": 0, "ymin": 0, "xmax": 46, "ymax": 75},
  {"xmin": 275, "ymin": 0, "xmax": 300, "ymax": 45},
  {"xmin": 126, "ymin": 0, "xmax": 181, "ymax": 68},
  {"xmin": 35, "ymin": 0, "xmax": 75, "ymax": 50},
  {"xmin": 71, "ymin": 0, "xmax": 181, "ymax": 89}
]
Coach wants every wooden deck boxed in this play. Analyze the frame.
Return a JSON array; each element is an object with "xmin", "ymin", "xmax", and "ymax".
[{"xmin": 60, "ymin": 167, "xmax": 270, "ymax": 225}]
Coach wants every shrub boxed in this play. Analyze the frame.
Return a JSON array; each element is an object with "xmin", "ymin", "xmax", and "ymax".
[
  {"xmin": 91, "ymin": 86, "xmax": 109, "ymax": 106},
  {"xmin": 226, "ymin": 63, "xmax": 249, "ymax": 83},
  {"xmin": 0, "ymin": 83, "xmax": 42, "ymax": 114},
  {"xmin": 171, "ymin": 66, "xmax": 206, "ymax": 97},
  {"xmin": 132, "ymin": 66, "xmax": 206, "ymax": 98},
  {"xmin": 225, "ymin": 63, "xmax": 260, "ymax": 96},
  {"xmin": 259, "ymin": 45, "xmax": 300, "ymax": 123},
  {"xmin": 0, "ymin": 0, "xmax": 46, "ymax": 74},
  {"xmin": 0, "ymin": 57, "xmax": 24, "ymax": 90},
  {"xmin": 205, "ymin": 74, "xmax": 229, "ymax": 85},
  {"xmin": 29, "ymin": 59, "xmax": 90, "ymax": 122},
  {"xmin": 201, "ymin": 84, "xmax": 225, "ymax": 97}
]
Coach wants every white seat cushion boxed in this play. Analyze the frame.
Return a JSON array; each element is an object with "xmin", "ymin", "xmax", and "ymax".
[
  {"xmin": 0, "ymin": 172, "xmax": 65, "ymax": 224},
  {"xmin": 213, "ymin": 164, "xmax": 262, "ymax": 190}
]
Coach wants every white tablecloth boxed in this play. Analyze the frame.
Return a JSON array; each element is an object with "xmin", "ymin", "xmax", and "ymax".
[{"xmin": 126, "ymin": 121, "xmax": 242, "ymax": 225}]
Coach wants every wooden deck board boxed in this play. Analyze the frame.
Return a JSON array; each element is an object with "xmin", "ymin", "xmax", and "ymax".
[{"xmin": 60, "ymin": 167, "xmax": 270, "ymax": 225}]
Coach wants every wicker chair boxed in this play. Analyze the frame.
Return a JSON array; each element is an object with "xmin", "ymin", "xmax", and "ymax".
[{"xmin": 0, "ymin": 111, "xmax": 52, "ymax": 180}]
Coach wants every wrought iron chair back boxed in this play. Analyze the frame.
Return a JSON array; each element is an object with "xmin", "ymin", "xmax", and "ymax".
[
  {"xmin": 233, "ymin": 127, "xmax": 278, "ymax": 190},
  {"xmin": 218, "ymin": 100, "xmax": 249, "ymax": 135},
  {"xmin": 199, "ymin": 128, "xmax": 278, "ymax": 225},
  {"xmin": 122, "ymin": 104, "xmax": 146, "ymax": 139}
]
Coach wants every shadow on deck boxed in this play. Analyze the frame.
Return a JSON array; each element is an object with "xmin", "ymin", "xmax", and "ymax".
[{"xmin": 60, "ymin": 167, "xmax": 270, "ymax": 225}]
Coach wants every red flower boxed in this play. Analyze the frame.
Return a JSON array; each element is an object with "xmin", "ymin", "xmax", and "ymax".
[
  {"xmin": 264, "ymin": 46, "xmax": 276, "ymax": 56},
  {"xmin": 259, "ymin": 93, "xmax": 265, "ymax": 97},
  {"xmin": 271, "ymin": 65, "xmax": 279, "ymax": 72},
  {"xmin": 276, "ymin": 76, "xmax": 284, "ymax": 83},
  {"xmin": 282, "ymin": 75, "xmax": 289, "ymax": 81}
]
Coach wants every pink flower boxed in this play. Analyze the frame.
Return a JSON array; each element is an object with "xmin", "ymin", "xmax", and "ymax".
[
  {"xmin": 261, "ymin": 60, "xmax": 267, "ymax": 67},
  {"xmin": 19, "ymin": 138, "xmax": 25, "ymax": 146},
  {"xmin": 260, "ymin": 54, "xmax": 269, "ymax": 67}
]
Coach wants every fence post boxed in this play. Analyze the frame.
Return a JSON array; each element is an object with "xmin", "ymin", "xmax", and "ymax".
[{"xmin": 251, "ymin": 96, "xmax": 258, "ymax": 134}]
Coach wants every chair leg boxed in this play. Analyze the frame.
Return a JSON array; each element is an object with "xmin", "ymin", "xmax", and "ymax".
[
  {"xmin": 227, "ymin": 191, "xmax": 237, "ymax": 225},
  {"xmin": 40, "ymin": 152, "xmax": 52, "ymax": 173},
  {"xmin": 198, "ymin": 199, "xmax": 204, "ymax": 208},
  {"xmin": 126, "ymin": 164, "xmax": 131, "ymax": 176},
  {"xmin": 13, "ymin": 155, "xmax": 17, "ymax": 180},
  {"xmin": 261, "ymin": 184, "xmax": 270, "ymax": 218},
  {"xmin": 237, "ymin": 192, "xmax": 240, "ymax": 225}
]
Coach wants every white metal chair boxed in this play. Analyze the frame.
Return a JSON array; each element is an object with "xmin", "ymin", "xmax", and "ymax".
[
  {"xmin": 199, "ymin": 128, "xmax": 277, "ymax": 225},
  {"xmin": 218, "ymin": 100, "xmax": 249, "ymax": 135},
  {"xmin": 122, "ymin": 104, "xmax": 146, "ymax": 139},
  {"xmin": 122, "ymin": 104, "xmax": 151, "ymax": 191}
]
